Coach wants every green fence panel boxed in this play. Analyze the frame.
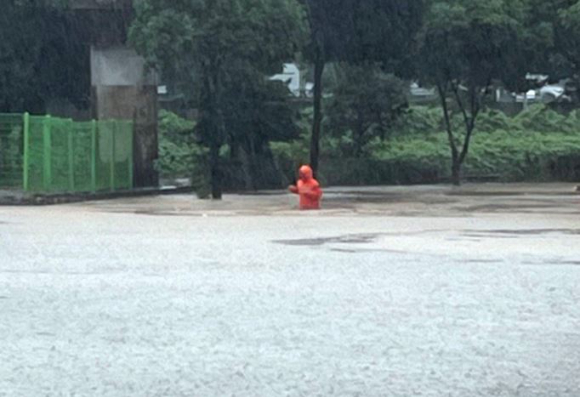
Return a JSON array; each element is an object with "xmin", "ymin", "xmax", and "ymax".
[
  {"xmin": 96, "ymin": 121, "xmax": 113, "ymax": 192},
  {"xmin": 72, "ymin": 121, "xmax": 94, "ymax": 193},
  {"xmin": 0, "ymin": 114, "xmax": 24, "ymax": 189},
  {"xmin": 0, "ymin": 113, "xmax": 134, "ymax": 194},
  {"xmin": 27, "ymin": 116, "xmax": 46, "ymax": 192},
  {"xmin": 114, "ymin": 121, "xmax": 133, "ymax": 190},
  {"xmin": 23, "ymin": 113, "xmax": 30, "ymax": 191},
  {"xmin": 49, "ymin": 117, "xmax": 72, "ymax": 192}
]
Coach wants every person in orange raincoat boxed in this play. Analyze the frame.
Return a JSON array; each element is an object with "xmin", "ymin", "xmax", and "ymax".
[{"xmin": 288, "ymin": 165, "xmax": 323, "ymax": 210}]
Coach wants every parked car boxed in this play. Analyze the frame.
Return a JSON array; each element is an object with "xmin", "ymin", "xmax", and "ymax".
[{"xmin": 538, "ymin": 84, "xmax": 570, "ymax": 103}]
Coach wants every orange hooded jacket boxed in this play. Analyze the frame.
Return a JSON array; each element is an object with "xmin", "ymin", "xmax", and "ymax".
[{"xmin": 289, "ymin": 165, "xmax": 323, "ymax": 210}]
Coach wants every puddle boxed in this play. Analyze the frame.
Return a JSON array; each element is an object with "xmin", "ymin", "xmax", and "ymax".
[
  {"xmin": 463, "ymin": 259, "xmax": 503, "ymax": 264},
  {"xmin": 133, "ymin": 210, "xmax": 206, "ymax": 217},
  {"xmin": 461, "ymin": 233, "xmax": 518, "ymax": 239},
  {"xmin": 464, "ymin": 204, "xmax": 557, "ymax": 212},
  {"xmin": 523, "ymin": 261, "xmax": 580, "ymax": 266},
  {"xmin": 274, "ymin": 233, "xmax": 382, "ymax": 246},
  {"xmin": 449, "ymin": 191, "xmax": 527, "ymax": 197},
  {"xmin": 330, "ymin": 248, "xmax": 359, "ymax": 253},
  {"xmin": 466, "ymin": 229, "xmax": 580, "ymax": 236},
  {"xmin": 329, "ymin": 247, "xmax": 412, "ymax": 255}
]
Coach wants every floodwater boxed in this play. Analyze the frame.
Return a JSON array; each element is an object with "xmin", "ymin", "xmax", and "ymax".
[{"xmin": 0, "ymin": 184, "xmax": 579, "ymax": 396}]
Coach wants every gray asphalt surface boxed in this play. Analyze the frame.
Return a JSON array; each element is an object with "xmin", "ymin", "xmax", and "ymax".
[{"xmin": 1, "ymin": 186, "xmax": 579, "ymax": 396}]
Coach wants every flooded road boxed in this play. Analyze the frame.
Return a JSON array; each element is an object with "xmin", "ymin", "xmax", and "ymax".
[{"xmin": 0, "ymin": 184, "xmax": 579, "ymax": 396}]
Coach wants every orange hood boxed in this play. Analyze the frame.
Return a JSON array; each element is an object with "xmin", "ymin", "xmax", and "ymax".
[{"xmin": 299, "ymin": 165, "xmax": 313, "ymax": 181}]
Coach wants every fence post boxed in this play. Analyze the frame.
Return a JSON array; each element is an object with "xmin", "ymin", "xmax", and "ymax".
[
  {"xmin": 42, "ymin": 115, "xmax": 52, "ymax": 192},
  {"xmin": 91, "ymin": 120, "xmax": 97, "ymax": 193},
  {"xmin": 128, "ymin": 122, "xmax": 134, "ymax": 189},
  {"xmin": 22, "ymin": 112, "xmax": 30, "ymax": 192},
  {"xmin": 67, "ymin": 120, "xmax": 74, "ymax": 191},
  {"xmin": 110, "ymin": 122, "xmax": 116, "ymax": 192}
]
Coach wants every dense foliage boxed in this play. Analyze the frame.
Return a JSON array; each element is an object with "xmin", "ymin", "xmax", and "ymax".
[
  {"xmin": 269, "ymin": 105, "xmax": 580, "ymax": 186},
  {"xmin": 130, "ymin": 0, "xmax": 305, "ymax": 198},
  {"xmin": 0, "ymin": 1, "xmax": 89, "ymax": 113},
  {"xmin": 5, "ymin": 0, "xmax": 580, "ymax": 193},
  {"xmin": 325, "ymin": 64, "xmax": 408, "ymax": 157}
]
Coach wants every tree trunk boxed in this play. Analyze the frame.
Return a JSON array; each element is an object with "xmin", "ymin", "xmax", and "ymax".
[
  {"xmin": 242, "ymin": 137, "xmax": 258, "ymax": 191},
  {"xmin": 202, "ymin": 61, "xmax": 224, "ymax": 200},
  {"xmin": 451, "ymin": 159, "xmax": 461, "ymax": 186},
  {"xmin": 354, "ymin": 109, "xmax": 365, "ymax": 157},
  {"xmin": 437, "ymin": 83, "xmax": 462, "ymax": 187},
  {"xmin": 240, "ymin": 146, "xmax": 254, "ymax": 191},
  {"xmin": 310, "ymin": 46, "xmax": 325, "ymax": 176},
  {"xmin": 209, "ymin": 141, "xmax": 222, "ymax": 200}
]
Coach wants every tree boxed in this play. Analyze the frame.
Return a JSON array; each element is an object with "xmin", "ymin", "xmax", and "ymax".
[
  {"xmin": 0, "ymin": 1, "xmax": 90, "ymax": 113},
  {"xmin": 326, "ymin": 64, "xmax": 408, "ymax": 157},
  {"xmin": 509, "ymin": 0, "xmax": 573, "ymax": 92},
  {"xmin": 301, "ymin": 0, "xmax": 423, "ymax": 174},
  {"xmin": 514, "ymin": 1, "xmax": 580, "ymax": 103},
  {"xmin": 130, "ymin": 0, "xmax": 305, "ymax": 199},
  {"xmin": 551, "ymin": 1, "xmax": 580, "ymax": 101},
  {"xmin": 221, "ymin": 69, "xmax": 301, "ymax": 190},
  {"xmin": 416, "ymin": 0, "xmax": 529, "ymax": 185}
]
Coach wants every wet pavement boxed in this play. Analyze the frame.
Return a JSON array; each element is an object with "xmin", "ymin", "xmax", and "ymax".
[{"xmin": 0, "ymin": 184, "xmax": 579, "ymax": 396}]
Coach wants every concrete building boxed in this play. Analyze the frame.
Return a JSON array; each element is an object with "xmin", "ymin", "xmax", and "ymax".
[{"xmin": 71, "ymin": 0, "xmax": 159, "ymax": 188}]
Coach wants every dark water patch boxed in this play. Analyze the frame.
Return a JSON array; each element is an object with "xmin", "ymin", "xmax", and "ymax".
[
  {"xmin": 464, "ymin": 204, "xmax": 557, "ymax": 212},
  {"xmin": 556, "ymin": 261, "xmax": 580, "ymax": 265},
  {"xmin": 470, "ymin": 229, "xmax": 580, "ymax": 236},
  {"xmin": 36, "ymin": 332, "xmax": 55, "ymax": 337},
  {"xmin": 275, "ymin": 233, "xmax": 382, "ymax": 247},
  {"xmin": 332, "ymin": 191, "xmax": 406, "ymax": 197},
  {"xmin": 449, "ymin": 191, "xmax": 527, "ymax": 197},
  {"xmin": 133, "ymin": 210, "xmax": 202, "ymax": 217},
  {"xmin": 330, "ymin": 248, "xmax": 358, "ymax": 253},
  {"xmin": 523, "ymin": 261, "xmax": 580, "ymax": 266},
  {"xmin": 330, "ymin": 247, "xmax": 411, "ymax": 255},
  {"xmin": 449, "ymin": 190, "xmax": 580, "ymax": 197},
  {"xmin": 462, "ymin": 233, "xmax": 519, "ymax": 239},
  {"xmin": 323, "ymin": 195, "xmax": 405, "ymax": 204}
]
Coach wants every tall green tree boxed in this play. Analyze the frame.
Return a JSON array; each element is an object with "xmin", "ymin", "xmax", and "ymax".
[
  {"xmin": 222, "ymin": 70, "xmax": 300, "ymax": 190},
  {"xmin": 417, "ymin": 0, "xmax": 530, "ymax": 185},
  {"xmin": 512, "ymin": 0, "xmax": 574, "ymax": 86},
  {"xmin": 326, "ymin": 64, "xmax": 408, "ymax": 157},
  {"xmin": 515, "ymin": 1, "xmax": 580, "ymax": 103},
  {"xmin": 0, "ymin": 1, "xmax": 90, "ymax": 113},
  {"xmin": 130, "ymin": 0, "xmax": 305, "ymax": 199},
  {"xmin": 553, "ymin": 1, "xmax": 580, "ymax": 99},
  {"xmin": 301, "ymin": 0, "xmax": 423, "ymax": 174}
]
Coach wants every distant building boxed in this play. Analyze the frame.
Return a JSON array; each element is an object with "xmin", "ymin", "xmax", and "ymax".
[{"xmin": 270, "ymin": 64, "xmax": 302, "ymax": 97}]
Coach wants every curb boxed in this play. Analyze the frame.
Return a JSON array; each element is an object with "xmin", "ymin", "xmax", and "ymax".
[{"xmin": 0, "ymin": 186, "xmax": 194, "ymax": 206}]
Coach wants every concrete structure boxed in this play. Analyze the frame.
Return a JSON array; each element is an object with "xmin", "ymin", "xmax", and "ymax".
[{"xmin": 71, "ymin": 0, "xmax": 159, "ymax": 188}]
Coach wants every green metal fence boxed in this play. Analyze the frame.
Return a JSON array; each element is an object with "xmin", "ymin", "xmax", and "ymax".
[{"xmin": 0, "ymin": 113, "xmax": 134, "ymax": 193}]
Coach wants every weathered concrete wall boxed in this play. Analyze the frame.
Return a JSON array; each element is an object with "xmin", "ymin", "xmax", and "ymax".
[
  {"xmin": 91, "ymin": 47, "xmax": 156, "ymax": 86},
  {"xmin": 91, "ymin": 47, "xmax": 159, "ymax": 188}
]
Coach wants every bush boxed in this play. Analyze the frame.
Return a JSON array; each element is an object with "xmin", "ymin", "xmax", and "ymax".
[
  {"xmin": 368, "ymin": 129, "xmax": 580, "ymax": 183},
  {"xmin": 157, "ymin": 110, "xmax": 210, "ymax": 197},
  {"xmin": 270, "ymin": 105, "xmax": 580, "ymax": 186},
  {"xmin": 162, "ymin": 105, "xmax": 580, "ymax": 190}
]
